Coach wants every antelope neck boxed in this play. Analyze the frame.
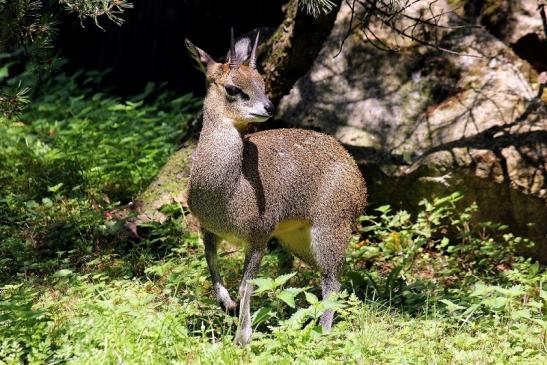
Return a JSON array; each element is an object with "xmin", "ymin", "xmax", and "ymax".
[{"xmin": 192, "ymin": 104, "xmax": 244, "ymax": 195}]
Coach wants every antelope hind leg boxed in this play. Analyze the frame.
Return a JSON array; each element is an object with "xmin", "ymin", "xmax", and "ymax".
[
  {"xmin": 311, "ymin": 222, "xmax": 351, "ymax": 331},
  {"xmin": 235, "ymin": 245, "xmax": 266, "ymax": 346}
]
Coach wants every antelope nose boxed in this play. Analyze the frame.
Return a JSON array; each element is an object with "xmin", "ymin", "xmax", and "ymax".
[{"xmin": 264, "ymin": 100, "xmax": 275, "ymax": 116}]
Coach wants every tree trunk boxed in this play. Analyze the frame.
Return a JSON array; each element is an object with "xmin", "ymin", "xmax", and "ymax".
[
  {"xmin": 263, "ymin": 0, "xmax": 340, "ymax": 105},
  {"xmin": 115, "ymin": 0, "xmax": 340, "ymax": 235}
]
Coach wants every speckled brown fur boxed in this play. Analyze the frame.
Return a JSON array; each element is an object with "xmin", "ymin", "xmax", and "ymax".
[{"xmin": 185, "ymin": 35, "xmax": 366, "ymax": 346}]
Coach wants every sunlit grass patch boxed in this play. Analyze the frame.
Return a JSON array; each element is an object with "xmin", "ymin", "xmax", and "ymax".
[{"xmin": 3, "ymin": 269, "xmax": 545, "ymax": 364}]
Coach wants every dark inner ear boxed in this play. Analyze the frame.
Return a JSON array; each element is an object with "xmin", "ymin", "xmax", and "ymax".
[{"xmin": 185, "ymin": 39, "xmax": 214, "ymax": 73}]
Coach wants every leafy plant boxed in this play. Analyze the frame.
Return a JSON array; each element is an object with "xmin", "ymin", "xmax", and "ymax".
[
  {"xmin": 346, "ymin": 193, "xmax": 463, "ymax": 307},
  {"xmin": 0, "ymin": 70, "xmax": 199, "ymax": 281}
]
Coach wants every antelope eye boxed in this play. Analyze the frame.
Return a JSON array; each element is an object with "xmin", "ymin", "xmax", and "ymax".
[
  {"xmin": 225, "ymin": 85, "xmax": 241, "ymax": 96},
  {"xmin": 224, "ymin": 85, "xmax": 249, "ymax": 100}
]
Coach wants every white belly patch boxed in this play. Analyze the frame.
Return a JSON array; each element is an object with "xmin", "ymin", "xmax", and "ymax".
[{"xmin": 272, "ymin": 220, "xmax": 314, "ymax": 265}]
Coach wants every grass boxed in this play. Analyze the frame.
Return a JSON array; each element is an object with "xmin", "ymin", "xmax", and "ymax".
[
  {"xmin": 1, "ymin": 70, "xmax": 547, "ymax": 364},
  {"xmin": 2, "ymin": 249, "xmax": 546, "ymax": 364}
]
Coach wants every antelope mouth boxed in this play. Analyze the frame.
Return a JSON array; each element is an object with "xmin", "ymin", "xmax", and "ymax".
[{"xmin": 249, "ymin": 113, "xmax": 271, "ymax": 121}]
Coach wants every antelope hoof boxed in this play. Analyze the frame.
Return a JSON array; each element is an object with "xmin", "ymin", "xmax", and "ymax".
[
  {"xmin": 220, "ymin": 299, "xmax": 239, "ymax": 317},
  {"xmin": 215, "ymin": 284, "xmax": 238, "ymax": 315},
  {"xmin": 235, "ymin": 326, "xmax": 252, "ymax": 346}
]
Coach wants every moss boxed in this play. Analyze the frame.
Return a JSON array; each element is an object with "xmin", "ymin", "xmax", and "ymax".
[{"xmin": 136, "ymin": 141, "xmax": 196, "ymax": 212}]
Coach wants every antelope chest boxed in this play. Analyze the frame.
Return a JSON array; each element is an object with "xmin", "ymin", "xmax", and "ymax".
[{"xmin": 188, "ymin": 186, "xmax": 256, "ymax": 243}]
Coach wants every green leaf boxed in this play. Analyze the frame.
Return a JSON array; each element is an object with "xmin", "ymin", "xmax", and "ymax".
[
  {"xmin": 346, "ymin": 271, "xmax": 366, "ymax": 288},
  {"xmin": 42, "ymin": 197, "xmax": 53, "ymax": 207},
  {"xmin": 287, "ymin": 307, "xmax": 314, "ymax": 327},
  {"xmin": 47, "ymin": 183, "xmax": 64, "ymax": 193},
  {"xmin": 358, "ymin": 214, "xmax": 378, "ymax": 221},
  {"xmin": 526, "ymin": 300, "xmax": 543, "ymax": 310},
  {"xmin": 53, "ymin": 269, "xmax": 73, "ymax": 278},
  {"xmin": 249, "ymin": 277, "xmax": 275, "ymax": 294},
  {"xmin": 484, "ymin": 296, "xmax": 507, "ymax": 310},
  {"xmin": 402, "ymin": 151, "xmax": 413, "ymax": 165},
  {"xmin": 385, "ymin": 264, "xmax": 404, "ymax": 294},
  {"xmin": 0, "ymin": 63, "xmax": 11, "ymax": 81},
  {"xmin": 439, "ymin": 237, "xmax": 450, "ymax": 248},
  {"xmin": 277, "ymin": 289, "xmax": 297, "ymax": 308},
  {"xmin": 108, "ymin": 103, "xmax": 135, "ymax": 112},
  {"xmin": 375, "ymin": 205, "xmax": 391, "ymax": 214},
  {"xmin": 305, "ymin": 292, "xmax": 319, "ymax": 305},
  {"xmin": 320, "ymin": 295, "xmax": 344, "ymax": 311},
  {"xmin": 529, "ymin": 262, "xmax": 540, "ymax": 276},
  {"xmin": 497, "ymin": 285, "xmax": 524, "ymax": 298},
  {"xmin": 511, "ymin": 309, "xmax": 531, "ymax": 320},
  {"xmin": 470, "ymin": 283, "xmax": 492, "ymax": 297},
  {"xmin": 439, "ymin": 299, "xmax": 465, "ymax": 312},
  {"xmin": 361, "ymin": 225, "xmax": 380, "ymax": 233},
  {"xmin": 24, "ymin": 200, "xmax": 39, "ymax": 209},
  {"xmin": 252, "ymin": 306, "xmax": 273, "ymax": 327},
  {"xmin": 274, "ymin": 272, "xmax": 297, "ymax": 287}
]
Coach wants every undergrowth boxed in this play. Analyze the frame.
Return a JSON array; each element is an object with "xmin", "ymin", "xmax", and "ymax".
[
  {"xmin": 0, "ymin": 71, "xmax": 546, "ymax": 364},
  {"xmin": 0, "ymin": 69, "xmax": 198, "ymax": 279}
]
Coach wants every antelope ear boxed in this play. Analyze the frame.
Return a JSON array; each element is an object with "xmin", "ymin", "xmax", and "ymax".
[{"xmin": 185, "ymin": 39, "xmax": 215, "ymax": 74}]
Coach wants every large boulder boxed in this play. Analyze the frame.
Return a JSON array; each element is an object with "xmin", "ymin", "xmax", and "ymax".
[
  {"xmin": 277, "ymin": 1, "xmax": 547, "ymax": 259},
  {"xmin": 498, "ymin": 1, "xmax": 545, "ymax": 45},
  {"xmin": 464, "ymin": 0, "xmax": 546, "ymax": 72}
]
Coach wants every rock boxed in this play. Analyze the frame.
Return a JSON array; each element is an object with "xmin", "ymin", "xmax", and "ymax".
[
  {"xmin": 277, "ymin": 1, "xmax": 547, "ymax": 260},
  {"xmin": 111, "ymin": 141, "xmax": 200, "ymax": 237},
  {"xmin": 468, "ymin": 0, "xmax": 547, "ymax": 72},
  {"xmin": 487, "ymin": 0, "xmax": 544, "ymax": 45}
]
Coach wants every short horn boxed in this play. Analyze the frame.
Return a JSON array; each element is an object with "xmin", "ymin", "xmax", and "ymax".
[
  {"xmin": 249, "ymin": 31, "xmax": 260, "ymax": 69},
  {"xmin": 229, "ymin": 27, "xmax": 239, "ymax": 69}
]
